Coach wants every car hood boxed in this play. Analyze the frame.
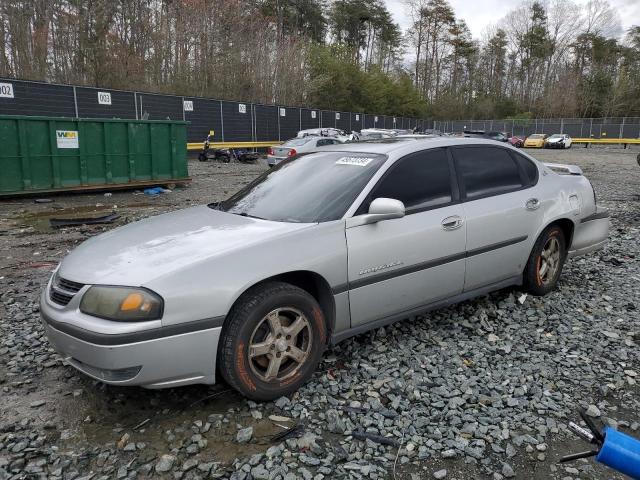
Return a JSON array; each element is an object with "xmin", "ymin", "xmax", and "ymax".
[
  {"xmin": 58, "ymin": 205, "xmax": 314, "ymax": 285},
  {"xmin": 547, "ymin": 138, "xmax": 563, "ymax": 142}
]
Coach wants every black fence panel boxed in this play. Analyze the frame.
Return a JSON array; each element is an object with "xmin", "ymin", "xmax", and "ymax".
[
  {"xmin": 184, "ymin": 98, "xmax": 223, "ymax": 143},
  {"xmin": 0, "ymin": 81, "xmax": 75, "ymax": 117},
  {"xmin": 336, "ymin": 111, "xmax": 350, "ymax": 132},
  {"xmin": 351, "ymin": 113, "xmax": 363, "ymax": 132},
  {"xmin": 221, "ymin": 101, "xmax": 252, "ymax": 142},
  {"xmin": 138, "ymin": 93, "xmax": 182, "ymax": 121},
  {"xmin": 279, "ymin": 106, "xmax": 299, "ymax": 140},
  {"xmin": 320, "ymin": 110, "xmax": 334, "ymax": 128},
  {"xmin": 300, "ymin": 108, "xmax": 320, "ymax": 131},
  {"xmin": 0, "ymin": 78, "xmax": 429, "ymax": 143},
  {"xmin": 363, "ymin": 114, "xmax": 375, "ymax": 129},
  {"xmin": 623, "ymin": 124, "xmax": 640, "ymax": 138},
  {"xmin": 255, "ymin": 104, "xmax": 278, "ymax": 142},
  {"xmin": 75, "ymin": 86, "xmax": 136, "ymax": 119}
]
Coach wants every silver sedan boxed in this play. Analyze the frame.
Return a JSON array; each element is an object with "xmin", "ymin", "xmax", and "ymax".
[
  {"xmin": 267, "ymin": 136, "xmax": 343, "ymax": 166},
  {"xmin": 41, "ymin": 138, "xmax": 609, "ymax": 400}
]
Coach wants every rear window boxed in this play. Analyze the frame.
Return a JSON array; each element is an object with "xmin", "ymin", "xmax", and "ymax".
[
  {"xmin": 511, "ymin": 151, "xmax": 539, "ymax": 186},
  {"xmin": 283, "ymin": 138, "xmax": 313, "ymax": 147},
  {"xmin": 529, "ymin": 134, "xmax": 545, "ymax": 139},
  {"xmin": 453, "ymin": 147, "xmax": 524, "ymax": 199}
]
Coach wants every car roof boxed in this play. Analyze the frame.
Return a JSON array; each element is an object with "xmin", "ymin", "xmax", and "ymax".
[{"xmin": 316, "ymin": 137, "xmax": 517, "ymax": 156}]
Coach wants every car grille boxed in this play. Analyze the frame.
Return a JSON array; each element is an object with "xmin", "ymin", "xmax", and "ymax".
[{"xmin": 49, "ymin": 275, "xmax": 85, "ymax": 306}]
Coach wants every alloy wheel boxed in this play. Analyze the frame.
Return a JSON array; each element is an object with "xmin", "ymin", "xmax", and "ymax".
[{"xmin": 248, "ymin": 307, "xmax": 312, "ymax": 382}]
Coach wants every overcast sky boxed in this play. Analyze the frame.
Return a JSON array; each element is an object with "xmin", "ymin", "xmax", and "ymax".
[{"xmin": 383, "ymin": 0, "xmax": 639, "ymax": 39}]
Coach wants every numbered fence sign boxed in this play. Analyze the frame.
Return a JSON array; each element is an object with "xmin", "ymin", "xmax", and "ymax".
[
  {"xmin": 97, "ymin": 91, "xmax": 112, "ymax": 105},
  {"xmin": 311, "ymin": 111, "xmax": 317, "ymax": 119},
  {"xmin": 374, "ymin": 116, "xmax": 379, "ymax": 123},
  {"xmin": 336, "ymin": 112, "xmax": 340, "ymax": 120},
  {"xmin": 0, "ymin": 82, "xmax": 14, "ymax": 98},
  {"xmin": 355, "ymin": 114, "xmax": 360, "ymax": 121},
  {"xmin": 393, "ymin": 117, "xmax": 396, "ymax": 123},
  {"xmin": 280, "ymin": 108, "xmax": 286, "ymax": 117},
  {"xmin": 183, "ymin": 100, "xmax": 194, "ymax": 111},
  {"xmin": 239, "ymin": 103, "xmax": 247, "ymax": 114}
]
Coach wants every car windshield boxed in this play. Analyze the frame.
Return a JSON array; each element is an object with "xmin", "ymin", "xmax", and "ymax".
[
  {"xmin": 216, "ymin": 152, "xmax": 387, "ymax": 223},
  {"xmin": 283, "ymin": 138, "xmax": 313, "ymax": 147},
  {"xmin": 549, "ymin": 134, "xmax": 563, "ymax": 139},
  {"xmin": 529, "ymin": 134, "xmax": 545, "ymax": 139}
]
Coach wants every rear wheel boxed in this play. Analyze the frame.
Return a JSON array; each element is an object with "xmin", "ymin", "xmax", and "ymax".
[
  {"xmin": 523, "ymin": 225, "xmax": 566, "ymax": 296},
  {"xmin": 218, "ymin": 282, "xmax": 327, "ymax": 401}
]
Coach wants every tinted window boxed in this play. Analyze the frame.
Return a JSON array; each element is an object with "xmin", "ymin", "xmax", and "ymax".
[
  {"xmin": 366, "ymin": 148, "xmax": 452, "ymax": 213},
  {"xmin": 283, "ymin": 138, "xmax": 313, "ymax": 147},
  {"xmin": 454, "ymin": 147, "xmax": 523, "ymax": 199},
  {"xmin": 217, "ymin": 152, "xmax": 386, "ymax": 223},
  {"xmin": 511, "ymin": 152, "xmax": 539, "ymax": 186}
]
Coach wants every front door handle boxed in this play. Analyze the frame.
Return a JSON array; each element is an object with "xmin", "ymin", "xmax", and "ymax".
[
  {"xmin": 526, "ymin": 198, "xmax": 541, "ymax": 210},
  {"xmin": 441, "ymin": 215, "xmax": 463, "ymax": 230}
]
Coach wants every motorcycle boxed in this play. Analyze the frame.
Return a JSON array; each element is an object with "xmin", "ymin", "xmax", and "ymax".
[{"xmin": 197, "ymin": 132, "xmax": 259, "ymax": 164}]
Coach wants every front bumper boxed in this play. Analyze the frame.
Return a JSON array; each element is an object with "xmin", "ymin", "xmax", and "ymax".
[
  {"xmin": 40, "ymin": 289, "xmax": 222, "ymax": 388},
  {"xmin": 546, "ymin": 142, "xmax": 564, "ymax": 149}
]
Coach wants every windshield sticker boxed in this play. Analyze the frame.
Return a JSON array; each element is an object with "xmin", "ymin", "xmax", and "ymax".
[{"xmin": 336, "ymin": 156, "xmax": 374, "ymax": 167}]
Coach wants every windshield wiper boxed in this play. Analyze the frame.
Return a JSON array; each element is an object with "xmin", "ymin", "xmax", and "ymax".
[{"xmin": 236, "ymin": 212, "xmax": 266, "ymax": 220}]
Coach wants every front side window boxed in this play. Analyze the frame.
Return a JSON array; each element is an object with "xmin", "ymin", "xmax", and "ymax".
[
  {"xmin": 361, "ymin": 148, "xmax": 452, "ymax": 214},
  {"xmin": 454, "ymin": 147, "xmax": 524, "ymax": 199},
  {"xmin": 217, "ymin": 152, "xmax": 387, "ymax": 223}
]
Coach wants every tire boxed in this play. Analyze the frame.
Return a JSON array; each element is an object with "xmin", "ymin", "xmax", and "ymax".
[
  {"xmin": 198, "ymin": 153, "xmax": 207, "ymax": 162},
  {"xmin": 523, "ymin": 225, "xmax": 566, "ymax": 296},
  {"xmin": 218, "ymin": 282, "xmax": 327, "ymax": 401}
]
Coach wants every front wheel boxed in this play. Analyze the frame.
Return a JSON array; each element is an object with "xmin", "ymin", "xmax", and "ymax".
[
  {"xmin": 218, "ymin": 282, "xmax": 327, "ymax": 401},
  {"xmin": 523, "ymin": 225, "xmax": 566, "ymax": 296}
]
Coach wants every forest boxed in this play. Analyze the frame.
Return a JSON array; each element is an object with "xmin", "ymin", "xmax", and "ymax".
[{"xmin": 0, "ymin": 0, "xmax": 639, "ymax": 120}]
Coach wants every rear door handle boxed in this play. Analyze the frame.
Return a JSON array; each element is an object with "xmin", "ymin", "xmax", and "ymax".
[
  {"xmin": 526, "ymin": 198, "xmax": 540, "ymax": 210},
  {"xmin": 441, "ymin": 215, "xmax": 463, "ymax": 230}
]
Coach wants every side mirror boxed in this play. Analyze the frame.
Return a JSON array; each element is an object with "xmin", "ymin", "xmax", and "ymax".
[{"xmin": 346, "ymin": 198, "xmax": 405, "ymax": 228}]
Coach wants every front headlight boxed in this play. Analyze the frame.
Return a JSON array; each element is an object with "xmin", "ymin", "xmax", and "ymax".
[{"xmin": 80, "ymin": 286, "xmax": 163, "ymax": 321}]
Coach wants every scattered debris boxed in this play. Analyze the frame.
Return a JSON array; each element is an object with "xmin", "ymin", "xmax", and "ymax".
[
  {"xmin": 518, "ymin": 293, "xmax": 527, "ymax": 304},
  {"xmin": 34, "ymin": 198, "xmax": 53, "ymax": 203},
  {"xmin": 49, "ymin": 212, "xmax": 119, "ymax": 228},
  {"xmin": 352, "ymin": 430, "xmax": 400, "ymax": 447}
]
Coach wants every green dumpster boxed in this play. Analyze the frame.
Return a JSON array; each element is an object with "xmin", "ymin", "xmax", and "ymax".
[{"xmin": 0, "ymin": 115, "xmax": 190, "ymax": 196}]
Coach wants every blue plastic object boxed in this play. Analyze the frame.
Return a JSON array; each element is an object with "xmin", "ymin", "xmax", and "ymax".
[{"xmin": 596, "ymin": 427, "xmax": 640, "ymax": 479}]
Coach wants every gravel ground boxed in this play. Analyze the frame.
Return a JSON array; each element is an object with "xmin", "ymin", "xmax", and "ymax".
[{"xmin": 0, "ymin": 146, "xmax": 639, "ymax": 479}]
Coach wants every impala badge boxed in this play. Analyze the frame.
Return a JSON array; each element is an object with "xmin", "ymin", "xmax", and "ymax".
[{"xmin": 359, "ymin": 261, "xmax": 403, "ymax": 276}]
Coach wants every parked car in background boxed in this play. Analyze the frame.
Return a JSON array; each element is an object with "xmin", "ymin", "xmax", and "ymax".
[
  {"xmin": 524, "ymin": 133, "xmax": 548, "ymax": 148},
  {"xmin": 297, "ymin": 128, "xmax": 344, "ymax": 138},
  {"xmin": 464, "ymin": 130, "xmax": 510, "ymax": 143},
  {"xmin": 41, "ymin": 138, "xmax": 609, "ymax": 401},
  {"xmin": 545, "ymin": 134, "xmax": 572, "ymax": 149},
  {"xmin": 359, "ymin": 128, "xmax": 397, "ymax": 140},
  {"xmin": 267, "ymin": 136, "xmax": 343, "ymax": 166},
  {"xmin": 484, "ymin": 131, "xmax": 509, "ymax": 142},
  {"xmin": 508, "ymin": 136, "xmax": 525, "ymax": 148}
]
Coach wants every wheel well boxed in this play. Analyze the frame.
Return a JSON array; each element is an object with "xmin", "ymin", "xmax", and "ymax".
[
  {"xmin": 232, "ymin": 271, "xmax": 336, "ymax": 341},
  {"xmin": 548, "ymin": 218, "xmax": 575, "ymax": 248}
]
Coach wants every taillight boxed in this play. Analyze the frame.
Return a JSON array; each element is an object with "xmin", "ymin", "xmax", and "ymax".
[
  {"xmin": 287, "ymin": 149, "xmax": 297, "ymax": 157},
  {"xmin": 267, "ymin": 147, "xmax": 274, "ymax": 156}
]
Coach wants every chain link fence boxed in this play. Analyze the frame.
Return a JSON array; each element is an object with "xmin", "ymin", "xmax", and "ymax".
[{"xmin": 433, "ymin": 117, "xmax": 640, "ymax": 139}]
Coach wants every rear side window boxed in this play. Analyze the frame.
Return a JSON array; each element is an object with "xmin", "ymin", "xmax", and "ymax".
[
  {"xmin": 453, "ymin": 147, "xmax": 523, "ymax": 199},
  {"xmin": 363, "ymin": 148, "xmax": 452, "ymax": 213},
  {"xmin": 510, "ymin": 152, "xmax": 539, "ymax": 186}
]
